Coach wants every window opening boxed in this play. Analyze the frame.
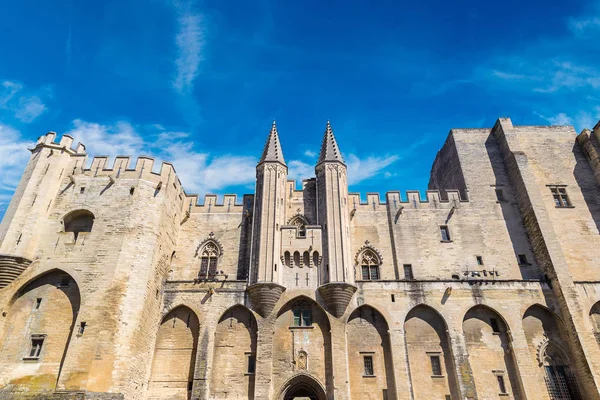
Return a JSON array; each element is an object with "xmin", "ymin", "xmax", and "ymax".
[
  {"xmin": 497, "ymin": 375, "xmax": 507, "ymax": 394},
  {"xmin": 79, "ymin": 322, "xmax": 87, "ymax": 335},
  {"xmin": 130, "ymin": 187, "xmax": 135, "ymax": 195},
  {"xmin": 80, "ymin": 187, "xmax": 85, "ymax": 194},
  {"xmin": 403, "ymin": 264, "xmax": 414, "ymax": 280},
  {"xmin": 199, "ymin": 241, "xmax": 220, "ymax": 280},
  {"xmin": 550, "ymin": 187, "xmax": 572, "ymax": 207},
  {"xmin": 518, "ymin": 254, "xmax": 529, "ymax": 265},
  {"xmin": 391, "ymin": 294, "xmax": 395, "ymax": 302},
  {"xmin": 430, "ymin": 355, "xmax": 442, "ymax": 376},
  {"xmin": 360, "ymin": 250, "xmax": 380, "ymax": 281},
  {"xmin": 35, "ymin": 298, "xmax": 42, "ymax": 310},
  {"xmin": 292, "ymin": 303, "xmax": 312, "ymax": 327},
  {"xmin": 64, "ymin": 210, "xmax": 95, "ymax": 241},
  {"xmin": 476, "ymin": 256, "xmax": 483, "ymax": 265},
  {"xmin": 28, "ymin": 336, "xmax": 44, "ymax": 358},
  {"xmin": 247, "ymin": 354, "xmax": 256, "ymax": 374},
  {"xmin": 363, "ymin": 355, "xmax": 374, "ymax": 376},
  {"xmin": 440, "ymin": 225, "xmax": 451, "ymax": 241}
]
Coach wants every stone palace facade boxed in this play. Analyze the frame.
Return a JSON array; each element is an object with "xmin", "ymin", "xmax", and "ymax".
[{"xmin": 2, "ymin": 118, "xmax": 600, "ymax": 400}]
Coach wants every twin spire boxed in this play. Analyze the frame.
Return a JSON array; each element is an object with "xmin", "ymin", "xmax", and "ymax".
[{"xmin": 258, "ymin": 120, "xmax": 345, "ymax": 167}]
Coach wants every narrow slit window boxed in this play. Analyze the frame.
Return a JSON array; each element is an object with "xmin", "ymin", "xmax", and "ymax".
[
  {"xmin": 80, "ymin": 187, "xmax": 85, "ymax": 194},
  {"xmin": 130, "ymin": 187, "xmax": 135, "ymax": 195},
  {"xmin": 440, "ymin": 225, "xmax": 451, "ymax": 241},
  {"xmin": 391, "ymin": 294, "xmax": 395, "ymax": 302},
  {"xmin": 430, "ymin": 355, "xmax": 442, "ymax": 376},
  {"xmin": 476, "ymin": 256, "xmax": 483, "ymax": 265},
  {"xmin": 35, "ymin": 298, "xmax": 42, "ymax": 310},
  {"xmin": 78, "ymin": 322, "xmax": 87, "ymax": 335},
  {"xmin": 363, "ymin": 355, "xmax": 374, "ymax": 376},
  {"xmin": 497, "ymin": 374, "xmax": 507, "ymax": 394},
  {"xmin": 247, "ymin": 354, "xmax": 256, "ymax": 374},
  {"xmin": 403, "ymin": 264, "xmax": 414, "ymax": 280}
]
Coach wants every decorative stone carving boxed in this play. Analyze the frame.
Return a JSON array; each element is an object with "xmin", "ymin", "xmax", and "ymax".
[
  {"xmin": 297, "ymin": 350, "xmax": 307, "ymax": 370},
  {"xmin": 247, "ymin": 282, "xmax": 286, "ymax": 318},
  {"xmin": 317, "ymin": 282, "xmax": 357, "ymax": 318}
]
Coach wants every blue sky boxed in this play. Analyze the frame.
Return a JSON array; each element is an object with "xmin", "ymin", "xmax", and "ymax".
[{"xmin": 1, "ymin": 0, "xmax": 599, "ymax": 218}]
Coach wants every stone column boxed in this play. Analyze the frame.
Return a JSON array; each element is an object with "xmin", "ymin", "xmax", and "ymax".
[
  {"xmin": 389, "ymin": 327, "xmax": 413, "ymax": 400},
  {"xmin": 448, "ymin": 329, "xmax": 477, "ymax": 400},
  {"xmin": 255, "ymin": 317, "xmax": 275, "ymax": 399},
  {"xmin": 329, "ymin": 317, "xmax": 350, "ymax": 400}
]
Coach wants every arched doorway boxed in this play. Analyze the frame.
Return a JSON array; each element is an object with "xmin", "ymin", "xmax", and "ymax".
[{"xmin": 278, "ymin": 373, "xmax": 327, "ymax": 400}]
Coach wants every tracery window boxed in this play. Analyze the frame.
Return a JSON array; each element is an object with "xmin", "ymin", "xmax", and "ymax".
[
  {"xmin": 290, "ymin": 216, "xmax": 307, "ymax": 237},
  {"xmin": 360, "ymin": 249, "xmax": 380, "ymax": 280},
  {"xmin": 199, "ymin": 241, "xmax": 220, "ymax": 280}
]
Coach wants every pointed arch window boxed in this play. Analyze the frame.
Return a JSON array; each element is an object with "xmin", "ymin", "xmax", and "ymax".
[
  {"xmin": 360, "ymin": 249, "xmax": 380, "ymax": 280},
  {"xmin": 289, "ymin": 216, "xmax": 308, "ymax": 237},
  {"xmin": 199, "ymin": 241, "xmax": 220, "ymax": 280}
]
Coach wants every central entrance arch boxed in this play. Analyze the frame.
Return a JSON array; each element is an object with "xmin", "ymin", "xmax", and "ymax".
[{"xmin": 278, "ymin": 373, "xmax": 328, "ymax": 400}]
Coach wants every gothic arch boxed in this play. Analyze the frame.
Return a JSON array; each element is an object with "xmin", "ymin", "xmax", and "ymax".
[
  {"xmin": 63, "ymin": 209, "xmax": 95, "ymax": 241},
  {"xmin": 462, "ymin": 305, "xmax": 521, "ymax": 399},
  {"xmin": 347, "ymin": 305, "xmax": 396, "ymax": 399},
  {"xmin": 273, "ymin": 296, "xmax": 333, "ymax": 398},
  {"xmin": 523, "ymin": 304, "xmax": 580, "ymax": 399},
  {"xmin": 355, "ymin": 242, "xmax": 383, "ymax": 281},
  {"xmin": 354, "ymin": 240, "xmax": 383, "ymax": 265},
  {"xmin": 590, "ymin": 301, "xmax": 600, "ymax": 347},
  {"xmin": 195, "ymin": 233, "xmax": 223, "ymax": 280},
  {"xmin": 0, "ymin": 269, "xmax": 81, "ymax": 392},
  {"xmin": 148, "ymin": 305, "xmax": 200, "ymax": 400},
  {"xmin": 211, "ymin": 305, "xmax": 257, "ymax": 399},
  {"xmin": 277, "ymin": 372, "xmax": 327, "ymax": 400},
  {"xmin": 288, "ymin": 215, "xmax": 309, "ymax": 237},
  {"xmin": 404, "ymin": 304, "xmax": 458, "ymax": 400}
]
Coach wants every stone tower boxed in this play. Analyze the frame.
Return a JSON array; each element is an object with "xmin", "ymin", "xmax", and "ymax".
[
  {"xmin": 315, "ymin": 121, "xmax": 356, "ymax": 317},
  {"xmin": 248, "ymin": 121, "xmax": 288, "ymax": 316}
]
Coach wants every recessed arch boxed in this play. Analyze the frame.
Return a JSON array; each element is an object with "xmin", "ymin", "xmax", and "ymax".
[
  {"xmin": 211, "ymin": 305, "xmax": 257, "ymax": 399},
  {"xmin": 277, "ymin": 373, "xmax": 327, "ymax": 400},
  {"xmin": 524, "ymin": 304, "xmax": 581, "ymax": 399},
  {"xmin": 63, "ymin": 209, "xmax": 95, "ymax": 241},
  {"xmin": 462, "ymin": 305, "xmax": 521, "ymax": 399},
  {"xmin": 0, "ymin": 269, "xmax": 81, "ymax": 392},
  {"xmin": 273, "ymin": 296, "xmax": 333, "ymax": 398},
  {"xmin": 404, "ymin": 304, "xmax": 458, "ymax": 400},
  {"xmin": 347, "ymin": 305, "xmax": 396, "ymax": 399},
  {"xmin": 148, "ymin": 305, "xmax": 199, "ymax": 400}
]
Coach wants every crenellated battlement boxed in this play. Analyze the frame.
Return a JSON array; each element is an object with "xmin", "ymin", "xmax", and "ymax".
[
  {"xmin": 347, "ymin": 189, "xmax": 468, "ymax": 210},
  {"xmin": 35, "ymin": 132, "xmax": 86, "ymax": 155},
  {"xmin": 181, "ymin": 193, "xmax": 251, "ymax": 214}
]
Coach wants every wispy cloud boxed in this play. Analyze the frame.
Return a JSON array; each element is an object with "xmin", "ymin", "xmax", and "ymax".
[
  {"xmin": 0, "ymin": 80, "xmax": 49, "ymax": 123},
  {"xmin": 536, "ymin": 109, "xmax": 600, "ymax": 132},
  {"xmin": 172, "ymin": 2, "xmax": 205, "ymax": 94},
  {"xmin": 0, "ymin": 124, "xmax": 34, "ymax": 215},
  {"xmin": 65, "ymin": 119, "xmax": 256, "ymax": 195}
]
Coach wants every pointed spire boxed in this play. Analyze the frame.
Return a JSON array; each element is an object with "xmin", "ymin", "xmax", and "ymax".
[
  {"xmin": 317, "ymin": 120, "xmax": 345, "ymax": 165},
  {"xmin": 259, "ymin": 120, "xmax": 286, "ymax": 165}
]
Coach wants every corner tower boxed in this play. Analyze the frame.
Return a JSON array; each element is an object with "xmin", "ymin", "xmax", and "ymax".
[
  {"xmin": 247, "ymin": 121, "xmax": 288, "ymax": 317},
  {"xmin": 315, "ymin": 121, "xmax": 356, "ymax": 317}
]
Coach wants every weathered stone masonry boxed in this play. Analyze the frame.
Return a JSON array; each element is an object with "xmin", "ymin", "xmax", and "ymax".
[{"xmin": 1, "ymin": 118, "xmax": 600, "ymax": 399}]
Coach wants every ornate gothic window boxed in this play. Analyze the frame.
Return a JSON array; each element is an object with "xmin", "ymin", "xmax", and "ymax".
[
  {"xmin": 199, "ymin": 241, "xmax": 220, "ymax": 280},
  {"xmin": 289, "ymin": 216, "xmax": 308, "ymax": 237},
  {"xmin": 539, "ymin": 340, "xmax": 581, "ymax": 399},
  {"xmin": 360, "ymin": 249, "xmax": 380, "ymax": 280}
]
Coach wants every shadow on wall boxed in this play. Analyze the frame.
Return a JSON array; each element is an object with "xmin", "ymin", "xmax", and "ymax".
[
  {"xmin": 572, "ymin": 143, "xmax": 600, "ymax": 243},
  {"xmin": 485, "ymin": 134, "xmax": 541, "ymax": 280}
]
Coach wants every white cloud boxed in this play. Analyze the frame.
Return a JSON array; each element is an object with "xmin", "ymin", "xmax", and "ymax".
[
  {"xmin": 65, "ymin": 119, "xmax": 257, "ymax": 195},
  {"xmin": 536, "ymin": 110, "xmax": 600, "ymax": 132},
  {"xmin": 0, "ymin": 80, "xmax": 49, "ymax": 123},
  {"xmin": 288, "ymin": 160, "xmax": 313, "ymax": 182},
  {"xmin": 569, "ymin": 16, "xmax": 600, "ymax": 35},
  {"xmin": 0, "ymin": 124, "xmax": 34, "ymax": 215},
  {"xmin": 172, "ymin": 3, "xmax": 205, "ymax": 93},
  {"xmin": 346, "ymin": 154, "xmax": 400, "ymax": 185},
  {"xmin": 303, "ymin": 150, "xmax": 317, "ymax": 158}
]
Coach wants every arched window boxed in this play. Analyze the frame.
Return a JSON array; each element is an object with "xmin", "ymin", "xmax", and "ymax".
[
  {"xmin": 293, "ymin": 251, "xmax": 301, "ymax": 268},
  {"xmin": 312, "ymin": 251, "xmax": 320, "ymax": 268},
  {"xmin": 360, "ymin": 249, "xmax": 380, "ymax": 280},
  {"xmin": 284, "ymin": 251, "xmax": 291, "ymax": 268},
  {"xmin": 199, "ymin": 241, "xmax": 220, "ymax": 280},
  {"xmin": 303, "ymin": 251, "xmax": 310, "ymax": 267},
  {"xmin": 63, "ymin": 210, "xmax": 95, "ymax": 241},
  {"xmin": 289, "ymin": 216, "xmax": 307, "ymax": 238}
]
